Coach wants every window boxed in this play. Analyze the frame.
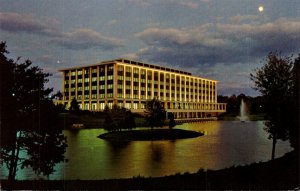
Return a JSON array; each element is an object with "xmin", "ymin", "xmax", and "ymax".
[
  {"xmin": 100, "ymin": 85, "xmax": 105, "ymax": 90},
  {"xmin": 107, "ymin": 75, "xmax": 113, "ymax": 80},
  {"xmin": 99, "ymin": 67, "xmax": 105, "ymax": 73},
  {"xmin": 108, "ymin": 84, "xmax": 113, "ymax": 89},
  {"xmin": 108, "ymin": 65, "xmax": 114, "ymax": 72},
  {"xmin": 100, "ymin": 76, "xmax": 105, "ymax": 81}
]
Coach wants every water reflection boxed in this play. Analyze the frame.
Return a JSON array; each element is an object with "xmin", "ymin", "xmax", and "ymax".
[
  {"xmin": 150, "ymin": 142, "xmax": 163, "ymax": 162},
  {"xmin": 1, "ymin": 121, "xmax": 293, "ymax": 180},
  {"xmin": 137, "ymin": 140, "xmax": 176, "ymax": 177},
  {"xmin": 106, "ymin": 141, "xmax": 132, "ymax": 168}
]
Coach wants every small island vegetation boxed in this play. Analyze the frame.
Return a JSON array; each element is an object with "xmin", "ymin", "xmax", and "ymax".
[
  {"xmin": 98, "ymin": 128, "xmax": 203, "ymax": 141},
  {"xmin": 97, "ymin": 98, "xmax": 202, "ymax": 141}
]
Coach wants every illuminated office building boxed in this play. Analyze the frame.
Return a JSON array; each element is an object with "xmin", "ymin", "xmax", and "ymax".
[{"xmin": 60, "ymin": 58, "xmax": 226, "ymax": 119}]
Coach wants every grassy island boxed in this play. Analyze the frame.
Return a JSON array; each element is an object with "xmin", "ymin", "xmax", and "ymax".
[{"xmin": 98, "ymin": 129, "xmax": 203, "ymax": 141}]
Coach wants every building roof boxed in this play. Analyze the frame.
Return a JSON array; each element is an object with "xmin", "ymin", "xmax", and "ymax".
[{"xmin": 59, "ymin": 58, "xmax": 217, "ymax": 82}]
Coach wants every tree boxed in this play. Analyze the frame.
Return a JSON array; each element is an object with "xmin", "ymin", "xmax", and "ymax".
[
  {"xmin": 168, "ymin": 113, "xmax": 176, "ymax": 129},
  {"xmin": 145, "ymin": 97, "xmax": 166, "ymax": 129},
  {"xmin": 103, "ymin": 104, "xmax": 136, "ymax": 132},
  {"xmin": 250, "ymin": 52, "xmax": 294, "ymax": 160},
  {"xmin": 69, "ymin": 97, "xmax": 80, "ymax": 113},
  {"xmin": 0, "ymin": 42, "xmax": 67, "ymax": 180},
  {"xmin": 289, "ymin": 54, "xmax": 300, "ymax": 153}
]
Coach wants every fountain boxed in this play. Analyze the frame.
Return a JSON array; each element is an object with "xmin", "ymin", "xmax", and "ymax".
[{"xmin": 239, "ymin": 99, "xmax": 249, "ymax": 122}]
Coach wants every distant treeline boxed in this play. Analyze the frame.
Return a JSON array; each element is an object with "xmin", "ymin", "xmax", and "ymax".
[{"xmin": 218, "ymin": 94, "xmax": 265, "ymax": 115}]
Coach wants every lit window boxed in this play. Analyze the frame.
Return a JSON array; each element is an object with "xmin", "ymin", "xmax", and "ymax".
[
  {"xmin": 107, "ymin": 75, "xmax": 113, "ymax": 80},
  {"xmin": 100, "ymin": 76, "xmax": 105, "ymax": 81}
]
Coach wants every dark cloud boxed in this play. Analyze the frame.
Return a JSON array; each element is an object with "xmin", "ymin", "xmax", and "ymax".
[
  {"xmin": 0, "ymin": 12, "xmax": 124, "ymax": 50},
  {"xmin": 0, "ymin": 12, "xmax": 60, "ymax": 36},
  {"xmin": 134, "ymin": 18, "xmax": 300, "ymax": 67},
  {"xmin": 128, "ymin": 0, "xmax": 199, "ymax": 9},
  {"xmin": 51, "ymin": 29, "xmax": 124, "ymax": 50},
  {"xmin": 133, "ymin": 19, "xmax": 300, "ymax": 96}
]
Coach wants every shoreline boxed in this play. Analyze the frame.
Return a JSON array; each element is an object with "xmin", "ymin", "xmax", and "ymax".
[{"xmin": 1, "ymin": 151, "xmax": 298, "ymax": 190}]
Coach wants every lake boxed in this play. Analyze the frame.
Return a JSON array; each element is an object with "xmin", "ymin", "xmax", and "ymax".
[{"xmin": 0, "ymin": 121, "xmax": 293, "ymax": 180}]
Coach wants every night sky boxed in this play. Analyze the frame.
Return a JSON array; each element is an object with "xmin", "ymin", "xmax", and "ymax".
[{"xmin": 1, "ymin": 0, "xmax": 299, "ymax": 96}]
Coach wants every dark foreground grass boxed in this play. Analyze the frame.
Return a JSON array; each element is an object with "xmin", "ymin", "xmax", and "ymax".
[
  {"xmin": 2, "ymin": 151, "xmax": 298, "ymax": 190},
  {"xmin": 98, "ymin": 128, "xmax": 203, "ymax": 141}
]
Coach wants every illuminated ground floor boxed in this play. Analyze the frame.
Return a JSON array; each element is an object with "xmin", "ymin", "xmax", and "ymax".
[{"xmin": 56, "ymin": 98, "xmax": 226, "ymax": 119}]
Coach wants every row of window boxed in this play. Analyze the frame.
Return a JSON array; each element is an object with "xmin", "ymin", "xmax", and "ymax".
[
  {"xmin": 64, "ymin": 66, "xmax": 216, "ymax": 88},
  {"xmin": 65, "ymin": 93, "xmax": 215, "ymax": 102},
  {"xmin": 68, "ymin": 100, "xmax": 225, "ymax": 111},
  {"xmin": 65, "ymin": 81, "xmax": 215, "ymax": 92}
]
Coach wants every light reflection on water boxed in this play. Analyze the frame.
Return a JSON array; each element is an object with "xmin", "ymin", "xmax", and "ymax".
[{"xmin": 0, "ymin": 121, "xmax": 293, "ymax": 180}]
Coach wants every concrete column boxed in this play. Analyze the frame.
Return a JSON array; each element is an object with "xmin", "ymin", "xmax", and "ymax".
[
  {"xmin": 123, "ymin": 65, "xmax": 126, "ymax": 103},
  {"xmin": 104, "ymin": 65, "xmax": 107, "ymax": 105},
  {"xmin": 151, "ymin": 70, "xmax": 154, "ymax": 99},
  {"xmin": 96, "ymin": 66, "xmax": 100, "ymax": 111},
  {"xmin": 113, "ymin": 63, "xmax": 118, "ymax": 105}
]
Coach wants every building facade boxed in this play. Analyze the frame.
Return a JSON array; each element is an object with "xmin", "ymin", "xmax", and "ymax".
[{"xmin": 60, "ymin": 58, "xmax": 226, "ymax": 119}]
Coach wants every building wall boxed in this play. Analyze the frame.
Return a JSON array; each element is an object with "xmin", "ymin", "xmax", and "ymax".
[{"xmin": 61, "ymin": 59, "xmax": 226, "ymax": 117}]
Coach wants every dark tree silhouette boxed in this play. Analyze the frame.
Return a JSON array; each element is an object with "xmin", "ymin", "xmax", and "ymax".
[
  {"xmin": 168, "ymin": 113, "xmax": 176, "ymax": 129},
  {"xmin": 145, "ymin": 97, "xmax": 166, "ymax": 129},
  {"xmin": 69, "ymin": 97, "xmax": 80, "ymax": 113},
  {"xmin": 53, "ymin": 90, "xmax": 63, "ymax": 100},
  {"xmin": 0, "ymin": 42, "xmax": 67, "ymax": 180},
  {"xmin": 289, "ymin": 54, "xmax": 300, "ymax": 153},
  {"xmin": 103, "ymin": 104, "xmax": 136, "ymax": 131},
  {"xmin": 250, "ymin": 52, "xmax": 295, "ymax": 160}
]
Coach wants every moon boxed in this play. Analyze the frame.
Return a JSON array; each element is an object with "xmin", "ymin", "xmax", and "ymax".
[{"xmin": 258, "ymin": 6, "xmax": 264, "ymax": 12}]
